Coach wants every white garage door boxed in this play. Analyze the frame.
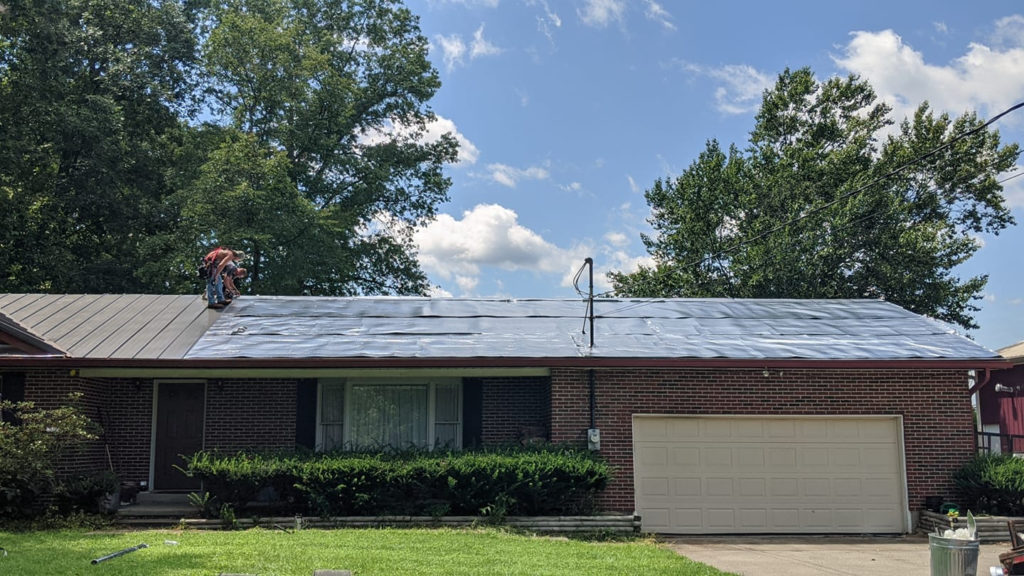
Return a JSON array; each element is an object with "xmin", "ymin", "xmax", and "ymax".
[{"xmin": 633, "ymin": 415, "xmax": 906, "ymax": 534}]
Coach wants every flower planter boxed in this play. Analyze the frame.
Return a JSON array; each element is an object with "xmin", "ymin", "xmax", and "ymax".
[{"xmin": 920, "ymin": 510, "xmax": 1022, "ymax": 543}]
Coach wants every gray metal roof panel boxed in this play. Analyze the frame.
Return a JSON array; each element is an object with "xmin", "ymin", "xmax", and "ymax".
[
  {"xmin": 0, "ymin": 294, "xmax": 215, "ymax": 360},
  {"xmin": 185, "ymin": 296, "xmax": 997, "ymax": 361}
]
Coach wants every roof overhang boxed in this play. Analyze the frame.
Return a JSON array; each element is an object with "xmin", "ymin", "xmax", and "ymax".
[{"xmin": 0, "ymin": 355, "xmax": 1007, "ymax": 378}]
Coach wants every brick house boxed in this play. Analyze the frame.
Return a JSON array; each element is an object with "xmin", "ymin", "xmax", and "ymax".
[{"xmin": 0, "ymin": 294, "xmax": 1005, "ymax": 534}]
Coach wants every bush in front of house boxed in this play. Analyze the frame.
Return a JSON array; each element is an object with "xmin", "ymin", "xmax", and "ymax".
[
  {"xmin": 0, "ymin": 394, "xmax": 99, "ymax": 520},
  {"xmin": 953, "ymin": 453, "xmax": 1024, "ymax": 515},
  {"xmin": 183, "ymin": 446, "xmax": 611, "ymax": 518}
]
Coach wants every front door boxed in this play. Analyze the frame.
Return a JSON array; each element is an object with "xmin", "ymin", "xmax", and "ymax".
[{"xmin": 154, "ymin": 382, "xmax": 205, "ymax": 491}]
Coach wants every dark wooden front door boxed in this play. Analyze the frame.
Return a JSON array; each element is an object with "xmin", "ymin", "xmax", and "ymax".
[{"xmin": 154, "ymin": 382, "xmax": 205, "ymax": 491}]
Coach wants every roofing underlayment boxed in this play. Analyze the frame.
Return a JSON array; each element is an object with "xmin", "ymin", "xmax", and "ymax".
[
  {"xmin": 0, "ymin": 294, "xmax": 999, "ymax": 361},
  {"xmin": 183, "ymin": 296, "xmax": 998, "ymax": 361}
]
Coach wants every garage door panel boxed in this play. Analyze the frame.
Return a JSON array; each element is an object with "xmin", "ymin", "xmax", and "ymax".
[
  {"xmin": 638, "ymin": 445, "xmax": 667, "ymax": 466},
  {"xmin": 672, "ymin": 447, "xmax": 700, "ymax": 468},
  {"xmin": 634, "ymin": 416, "xmax": 906, "ymax": 534},
  {"xmin": 766, "ymin": 447, "xmax": 797, "ymax": 467},
  {"xmin": 706, "ymin": 477, "xmax": 734, "ymax": 496},
  {"xmin": 738, "ymin": 478, "xmax": 765, "ymax": 496},
  {"xmin": 770, "ymin": 477, "xmax": 799, "ymax": 496},
  {"xmin": 640, "ymin": 477, "xmax": 669, "ymax": 496},
  {"xmin": 674, "ymin": 477, "xmax": 701, "ymax": 496},
  {"xmin": 703, "ymin": 447, "xmax": 732, "ymax": 468},
  {"xmin": 669, "ymin": 418, "xmax": 700, "ymax": 439},
  {"xmin": 736, "ymin": 447, "xmax": 765, "ymax": 468}
]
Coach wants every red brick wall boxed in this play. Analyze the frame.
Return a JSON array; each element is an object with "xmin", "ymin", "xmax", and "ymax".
[
  {"xmin": 549, "ymin": 367, "xmax": 975, "ymax": 514},
  {"xmin": 204, "ymin": 379, "xmax": 297, "ymax": 451},
  {"xmin": 21, "ymin": 369, "xmax": 109, "ymax": 477},
  {"xmin": 98, "ymin": 379, "xmax": 153, "ymax": 485},
  {"xmin": 480, "ymin": 376, "xmax": 550, "ymax": 444}
]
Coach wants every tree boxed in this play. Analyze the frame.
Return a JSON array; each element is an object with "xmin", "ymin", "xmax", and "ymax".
[
  {"xmin": 0, "ymin": 0, "xmax": 199, "ymax": 292},
  {"xmin": 164, "ymin": 0, "xmax": 457, "ymax": 295},
  {"xmin": 610, "ymin": 68, "xmax": 1018, "ymax": 329}
]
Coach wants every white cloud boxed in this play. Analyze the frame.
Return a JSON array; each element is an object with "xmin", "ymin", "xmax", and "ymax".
[
  {"xmin": 578, "ymin": 0, "xmax": 625, "ymax": 28},
  {"xmin": 991, "ymin": 15, "xmax": 1024, "ymax": 48},
  {"xmin": 643, "ymin": 0, "xmax": 675, "ymax": 31},
  {"xmin": 455, "ymin": 275, "xmax": 479, "ymax": 292},
  {"xmin": 706, "ymin": 65, "xmax": 774, "ymax": 115},
  {"xmin": 933, "ymin": 21, "xmax": 948, "ymax": 35},
  {"xmin": 415, "ymin": 205, "xmax": 652, "ymax": 297},
  {"xmin": 604, "ymin": 231, "xmax": 629, "ymax": 247},
  {"xmin": 486, "ymin": 163, "xmax": 550, "ymax": 187},
  {"xmin": 470, "ymin": 23, "xmax": 502, "ymax": 59},
  {"xmin": 428, "ymin": 285, "xmax": 453, "ymax": 297},
  {"xmin": 528, "ymin": 0, "xmax": 561, "ymax": 43},
  {"xmin": 669, "ymin": 60, "xmax": 773, "ymax": 115},
  {"xmin": 433, "ymin": 24, "xmax": 501, "ymax": 72},
  {"xmin": 415, "ymin": 204, "xmax": 573, "ymax": 283},
  {"xmin": 832, "ymin": 28, "xmax": 1024, "ymax": 129},
  {"xmin": 561, "ymin": 181, "xmax": 583, "ymax": 193},
  {"xmin": 359, "ymin": 114, "xmax": 479, "ymax": 166},
  {"xmin": 433, "ymin": 34, "xmax": 466, "ymax": 71},
  {"xmin": 627, "ymin": 175, "xmax": 640, "ymax": 193}
]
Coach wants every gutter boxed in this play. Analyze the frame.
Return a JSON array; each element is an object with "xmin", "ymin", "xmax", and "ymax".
[{"xmin": 0, "ymin": 355, "xmax": 1009, "ymax": 372}]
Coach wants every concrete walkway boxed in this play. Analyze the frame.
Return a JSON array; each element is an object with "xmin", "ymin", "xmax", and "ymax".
[{"xmin": 664, "ymin": 534, "xmax": 1007, "ymax": 576}]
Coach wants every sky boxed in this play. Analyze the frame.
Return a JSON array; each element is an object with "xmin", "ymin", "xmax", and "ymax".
[{"xmin": 401, "ymin": 0, "xmax": 1024, "ymax": 351}]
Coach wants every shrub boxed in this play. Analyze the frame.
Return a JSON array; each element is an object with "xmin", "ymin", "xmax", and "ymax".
[
  {"xmin": 54, "ymin": 470, "xmax": 119, "ymax": 515},
  {"xmin": 0, "ymin": 394, "xmax": 99, "ymax": 519},
  {"xmin": 183, "ymin": 446, "xmax": 611, "ymax": 518},
  {"xmin": 953, "ymin": 453, "xmax": 1024, "ymax": 515}
]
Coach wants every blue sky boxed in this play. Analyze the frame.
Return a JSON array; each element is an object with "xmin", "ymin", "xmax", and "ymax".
[{"xmin": 402, "ymin": 0, "xmax": 1024, "ymax": 351}]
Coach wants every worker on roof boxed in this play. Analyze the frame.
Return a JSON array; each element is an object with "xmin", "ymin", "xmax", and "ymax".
[{"xmin": 204, "ymin": 247, "xmax": 245, "ymax": 309}]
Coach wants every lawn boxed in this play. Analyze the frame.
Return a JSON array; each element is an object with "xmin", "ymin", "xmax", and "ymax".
[{"xmin": 0, "ymin": 527, "xmax": 733, "ymax": 575}]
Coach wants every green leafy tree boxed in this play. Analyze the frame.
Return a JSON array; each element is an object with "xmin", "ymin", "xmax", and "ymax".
[
  {"xmin": 0, "ymin": 394, "xmax": 99, "ymax": 519},
  {"xmin": 0, "ymin": 0, "xmax": 199, "ymax": 292},
  {"xmin": 610, "ymin": 68, "xmax": 1018, "ymax": 329},
  {"xmin": 164, "ymin": 0, "xmax": 457, "ymax": 295}
]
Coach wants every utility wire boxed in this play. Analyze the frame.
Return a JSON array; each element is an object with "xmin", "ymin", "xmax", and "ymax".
[{"xmin": 596, "ymin": 100, "xmax": 1024, "ymax": 318}]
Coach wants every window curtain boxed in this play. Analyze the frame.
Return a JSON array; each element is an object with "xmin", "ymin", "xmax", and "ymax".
[
  {"xmin": 349, "ymin": 384, "xmax": 428, "ymax": 449},
  {"xmin": 320, "ymin": 381, "xmax": 345, "ymax": 451},
  {"xmin": 434, "ymin": 381, "xmax": 461, "ymax": 448}
]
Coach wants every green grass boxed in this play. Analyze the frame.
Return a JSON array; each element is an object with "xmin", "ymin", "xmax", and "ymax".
[{"xmin": 0, "ymin": 527, "xmax": 731, "ymax": 575}]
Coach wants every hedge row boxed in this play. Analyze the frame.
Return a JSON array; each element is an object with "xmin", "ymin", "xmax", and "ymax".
[
  {"xmin": 183, "ymin": 447, "xmax": 611, "ymax": 517},
  {"xmin": 953, "ymin": 454, "xmax": 1024, "ymax": 516}
]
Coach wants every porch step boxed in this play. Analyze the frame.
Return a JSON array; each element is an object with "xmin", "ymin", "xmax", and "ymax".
[{"xmin": 117, "ymin": 492, "xmax": 197, "ymax": 519}]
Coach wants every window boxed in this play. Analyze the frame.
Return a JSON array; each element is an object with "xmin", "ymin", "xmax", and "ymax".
[
  {"xmin": 0, "ymin": 372, "xmax": 26, "ymax": 424},
  {"xmin": 317, "ymin": 379, "xmax": 462, "ymax": 451}
]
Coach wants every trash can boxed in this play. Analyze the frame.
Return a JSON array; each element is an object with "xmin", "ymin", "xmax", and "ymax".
[{"xmin": 929, "ymin": 533, "xmax": 980, "ymax": 576}]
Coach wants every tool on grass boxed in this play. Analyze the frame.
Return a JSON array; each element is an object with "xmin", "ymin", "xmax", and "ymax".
[{"xmin": 91, "ymin": 543, "xmax": 148, "ymax": 564}]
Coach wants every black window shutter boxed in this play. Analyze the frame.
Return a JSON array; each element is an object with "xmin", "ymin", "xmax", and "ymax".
[
  {"xmin": 0, "ymin": 372, "xmax": 26, "ymax": 423},
  {"xmin": 462, "ymin": 378, "xmax": 482, "ymax": 449},
  {"xmin": 295, "ymin": 379, "xmax": 317, "ymax": 449}
]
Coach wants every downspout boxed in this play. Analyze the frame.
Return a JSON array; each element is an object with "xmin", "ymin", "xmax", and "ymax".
[
  {"xmin": 588, "ymin": 369, "xmax": 596, "ymax": 430},
  {"xmin": 967, "ymin": 368, "xmax": 992, "ymax": 395}
]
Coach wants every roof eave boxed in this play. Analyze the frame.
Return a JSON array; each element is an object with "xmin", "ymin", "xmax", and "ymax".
[{"xmin": 0, "ymin": 356, "xmax": 1008, "ymax": 371}]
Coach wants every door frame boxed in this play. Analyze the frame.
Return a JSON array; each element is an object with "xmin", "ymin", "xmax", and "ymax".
[{"xmin": 150, "ymin": 379, "xmax": 207, "ymax": 491}]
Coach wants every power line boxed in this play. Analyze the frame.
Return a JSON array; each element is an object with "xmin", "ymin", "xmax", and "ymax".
[{"xmin": 597, "ymin": 100, "xmax": 1024, "ymax": 318}]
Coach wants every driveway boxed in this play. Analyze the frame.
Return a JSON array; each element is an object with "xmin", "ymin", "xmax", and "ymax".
[{"xmin": 664, "ymin": 534, "xmax": 1007, "ymax": 576}]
